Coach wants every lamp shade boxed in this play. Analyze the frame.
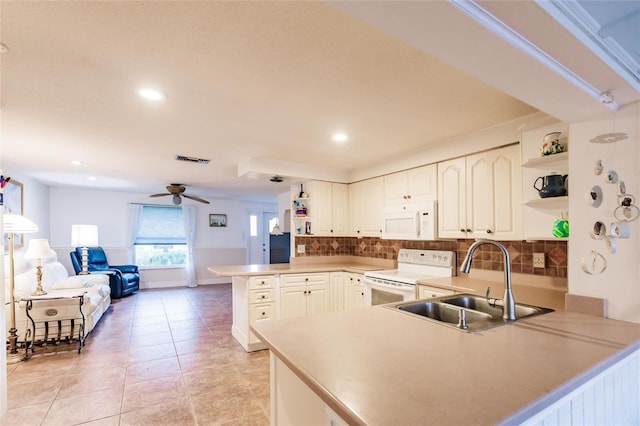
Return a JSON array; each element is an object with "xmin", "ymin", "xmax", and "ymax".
[
  {"xmin": 71, "ymin": 224, "xmax": 99, "ymax": 246},
  {"xmin": 3, "ymin": 213, "xmax": 39, "ymax": 234},
  {"xmin": 270, "ymin": 224, "xmax": 283, "ymax": 235},
  {"xmin": 24, "ymin": 238, "xmax": 56, "ymax": 260}
]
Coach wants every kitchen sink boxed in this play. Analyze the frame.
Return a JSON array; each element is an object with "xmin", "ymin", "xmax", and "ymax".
[
  {"xmin": 398, "ymin": 301, "xmax": 492, "ymax": 325},
  {"xmin": 439, "ymin": 295, "xmax": 551, "ymax": 318},
  {"xmin": 386, "ymin": 294, "xmax": 553, "ymax": 332}
]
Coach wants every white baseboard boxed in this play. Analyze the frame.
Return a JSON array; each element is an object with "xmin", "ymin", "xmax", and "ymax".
[{"xmin": 139, "ymin": 277, "xmax": 231, "ymax": 290}]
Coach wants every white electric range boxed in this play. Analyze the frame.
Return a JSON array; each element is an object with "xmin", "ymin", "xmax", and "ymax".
[{"xmin": 363, "ymin": 249, "xmax": 456, "ymax": 306}]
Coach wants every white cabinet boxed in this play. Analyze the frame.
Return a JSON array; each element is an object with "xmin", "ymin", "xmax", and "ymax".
[
  {"xmin": 349, "ymin": 177, "xmax": 384, "ymax": 237},
  {"xmin": 343, "ymin": 273, "xmax": 364, "ymax": 311},
  {"xmin": 437, "ymin": 144, "xmax": 522, "ymax": 240},
  {"xmin": 384, "ymin": 164, "xmax": 437, "ymax": 207},
  {"xmin": 521, "ymin": 122, "xmax": 569, "ymax": 240},
  {"xmin": 312, "ymin": 181, "xmax": 349, "ymax": 236},
  {"xmin": 231, "ymin": 275, "xmax": 276, "ymax": 352},
  {"xmin": 329, "ymin": 272, "xmax": 344, "ymax": 312},
  {"xmin": 280, "ymin": 273, "xmax": 330, "ymax": 320}
]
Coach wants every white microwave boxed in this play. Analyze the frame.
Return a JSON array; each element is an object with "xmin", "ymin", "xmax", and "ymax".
[{"xmin": 381, "ymin": 201, "xmax": 437, "ymax": 240}]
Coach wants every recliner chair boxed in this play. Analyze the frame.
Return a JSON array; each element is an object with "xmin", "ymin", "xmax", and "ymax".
[{"xmin": 70, "ymin": 247, "xmax": 139, "ymax": 299}]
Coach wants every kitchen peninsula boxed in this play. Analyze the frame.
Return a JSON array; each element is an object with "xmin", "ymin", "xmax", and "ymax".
[
  {"xmin": 208, "ymin": 258, "xmax": 392, "ymax": 352},
  {"xmin": 252, "ymin": 305, "xmax": 640, "ymax": 425}
]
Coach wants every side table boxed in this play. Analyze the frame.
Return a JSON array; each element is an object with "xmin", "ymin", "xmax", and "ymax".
[{"xmin": 21, "ymin": 291, "xmax": 87, "ymax": 359}]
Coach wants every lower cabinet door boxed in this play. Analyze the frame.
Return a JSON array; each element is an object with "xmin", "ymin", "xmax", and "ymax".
[
  {"xmin": 249, "ymin": 302, "xmax": 275, "ymax": 344},
  {"xmin": 280, "ymin": 285, "xmax": 307, "ymax": 320},
  {"xmin": 306, "ymin": 283, "xmax": 329, "ymax": 317}
]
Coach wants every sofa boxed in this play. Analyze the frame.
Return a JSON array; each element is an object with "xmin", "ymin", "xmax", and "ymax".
[
  {"xmin": 70, "ymin": 247, "xmax": 139, "ymax": 299},
  {"xmin": 4, "ymin": 251, "xmax": 111, "ymax": 348}
]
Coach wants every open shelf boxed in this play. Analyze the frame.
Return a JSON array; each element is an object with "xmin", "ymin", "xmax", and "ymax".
[
  {"xmin": 523, "ymin": 196, "xmax": 569, "ymax": 207},
  {"xmin": 521, "ymin": 152, "xmax": 569, "ymax": 169}
]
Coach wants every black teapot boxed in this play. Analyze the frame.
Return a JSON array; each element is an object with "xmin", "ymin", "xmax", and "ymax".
[{"xmin": 534, "ymin": 174, "xmax": 567, "ymax": 198}]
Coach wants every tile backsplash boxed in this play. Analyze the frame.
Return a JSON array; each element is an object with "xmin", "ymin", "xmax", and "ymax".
[{"xmin": 294, "ymin": 236, "xmax": 567, "ymax": 278}]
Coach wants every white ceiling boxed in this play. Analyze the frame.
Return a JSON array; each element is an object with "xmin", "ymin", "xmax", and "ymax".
[{"xmin": 1, "ymin": 1, "xmax": 637, "ymax": 203}]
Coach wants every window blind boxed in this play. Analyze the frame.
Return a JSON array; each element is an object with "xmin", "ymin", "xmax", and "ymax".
[{"xmin": 134, "ymin": 205, "xmax": 186, "ymax": 245}]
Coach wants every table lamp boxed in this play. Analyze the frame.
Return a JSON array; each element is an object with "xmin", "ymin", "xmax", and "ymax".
[
  {"xmin": 24, "ymin": 238, "xmax": 56, "ymax": 296},
  {"xmin": 3, "ymin": 213, "xmax": 39, "ymax": 364},
  {"xmin": 71, "ymin": 224, "xmax": 98, "ymax": 275}
]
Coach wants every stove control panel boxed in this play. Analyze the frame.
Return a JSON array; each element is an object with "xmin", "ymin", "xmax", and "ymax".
[{"xmin": 397, "ymin": 249, "xmax": 456, "ymax": 268}]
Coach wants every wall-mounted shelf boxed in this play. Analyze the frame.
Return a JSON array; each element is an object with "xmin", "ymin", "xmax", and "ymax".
[
  {"xmin": 523, "ymin": 196, "xmax": 569, "ymax": 207},
  {"xmin": 521, "ymin": 152, "xmax": 569, "ymax": 169}
]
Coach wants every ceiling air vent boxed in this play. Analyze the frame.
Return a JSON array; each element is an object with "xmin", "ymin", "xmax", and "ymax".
[{"xmin": 174, "ymin": 155, "xmax": 210, "ymax": 165}]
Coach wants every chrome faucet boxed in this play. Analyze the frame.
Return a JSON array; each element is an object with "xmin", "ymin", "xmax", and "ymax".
[{"xmin": 460, "ymin": 239, "xmax": 516, "ymax": 321}]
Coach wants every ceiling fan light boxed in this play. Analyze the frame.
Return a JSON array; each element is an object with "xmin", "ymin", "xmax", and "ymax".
[{"xmin": 172, "ymin": 194, "xmax": 182, "ymax": 205}]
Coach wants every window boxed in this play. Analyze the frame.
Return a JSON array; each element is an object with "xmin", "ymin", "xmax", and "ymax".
[
  {"xmin": 134, "ymin": 205, "xmax": 187, "ymax": 267},
  {"xmin": 249, "ymin": 214, "xmax": 258, "ymax": 237}
]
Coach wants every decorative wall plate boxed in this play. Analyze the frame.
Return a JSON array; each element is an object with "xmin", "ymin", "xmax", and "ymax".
[{"xmin": 580, "ymin": 251, "xmax": 607, "ymax": 275}]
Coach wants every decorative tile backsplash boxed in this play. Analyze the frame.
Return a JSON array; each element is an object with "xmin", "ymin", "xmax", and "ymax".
[{"xmin": 294, "ymin": 236, "xmax": 567, "ymax": 278}]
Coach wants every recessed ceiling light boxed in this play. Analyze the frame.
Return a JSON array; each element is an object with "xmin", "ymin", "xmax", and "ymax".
[
  {"xmin": 71, "ymin": 160, "xmax": 82, "ymax": 166},
  {"xmin": 332, "ymin": 133, "xmax": 348, "ymax": 142},
  {"xmin": 88, "ymin": 176, "xmax": 97, "ymax": 181},
  {"xmin": 137, "ymin": 88, "xmax": 166, "ymax": 101}
]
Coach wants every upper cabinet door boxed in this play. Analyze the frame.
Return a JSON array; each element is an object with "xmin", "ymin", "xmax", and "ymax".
[
  {"xmin": 466, "ymin": 144, "xmax": 522, "ymax": 240},
  {"xmin": 437, "ymin": 157, "xmax": 467, "ymax": 239},
  {"xmin": 311, "ymin": 181, "xmax": 333, "ymax": 236},
  {"xmin": 406, "ymin": 164, "xmax": 437, "ymax": 204},
  {"xmin": 384, "ymin": 164, "xmax": 437, "ymax": 207},
  {"xmin": 331, "ymin": 183, "xmax": 349, "ymax": 236}
]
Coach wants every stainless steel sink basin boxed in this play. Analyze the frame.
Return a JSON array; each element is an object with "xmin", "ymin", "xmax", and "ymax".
[
  {"xmin": 398, "ymin": 301, "xmax": 492, "ymax": 325},
  {"xmin": 386, "ymin": 293, "xmax": 553, "ymax": 332},
  {"xmin": 439, "ymin": 295, "xmax": 551, "ymax": 318}
]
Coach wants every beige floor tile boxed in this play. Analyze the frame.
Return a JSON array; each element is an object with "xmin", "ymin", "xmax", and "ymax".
[
  {"xmin": 125, "ymin": 356, "xmax": 182, "ymax": 385},
  {"xmin": 130, "ymin": 323, "xmax": 171, "ymax": 336},
  {"xmin": 128, "ymin": 331, "xmax": 174, "ymax": 348},
  {"xmin": 7, "ymin": 376, "xmax": 63, "ymax": 409},
  {"xmin": 190, "ymin": 388, "xmax": 264, "ymax": 424},
  {"xmin": 177, "ymin": 349, "xmax": 232, "ymax": 374},
  {"xmin": 79, "ymin": 415, "xmax": 122, "ymax": 426},
  {"xmin": 128, "ymin": 342, "xmax": 177, "ymax": 363},
  {"xmin": 74, "ymin": 349, "xmax": 130, "ymax": 369},
  {"xmin": 183, "ymin": 364, "xmax": 251, "ymax": 397},
  {"xmin": 121, "ymin": 374, "xmax": 188, "ymax": 413},
  {"xmin": 120, "ymin": 398, "xmax": 196, "ymax": 425},
  {"xmin": 57, "ymin": 366, "xmax": 126, "ymax": 399},
  {"xmin": 173, "ymin": 335, "xmax": 220, "ymax": 356},
  {"xmin": 1, "ymin": 400, "xmax": 52, "ymax": 426},
  {"xmin": 42, "ymin": 387, "xmax": 123, "ymax": 425}
]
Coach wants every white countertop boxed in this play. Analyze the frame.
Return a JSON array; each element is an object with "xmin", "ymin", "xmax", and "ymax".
[
  {"xmin": 208, "ymin": 262, "xmax": 384, "ymax": 277},
  {"xmin": 252, "ymin": 305, "xmax": 640, "ymax": 425}
]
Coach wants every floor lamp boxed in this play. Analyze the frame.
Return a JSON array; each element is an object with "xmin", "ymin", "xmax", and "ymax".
[
  {"xmin": 3, "ymin": 213, "xmax": 39, "ymax": 364},
  {"xmin": 71, "ymin": 224, "xmax": 98, "ymax": 275}
]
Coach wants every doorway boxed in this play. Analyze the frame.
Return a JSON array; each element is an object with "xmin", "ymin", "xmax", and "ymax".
[{"xmin": 247, "ymin": 211, "xmax": 277, "ymax": 264}]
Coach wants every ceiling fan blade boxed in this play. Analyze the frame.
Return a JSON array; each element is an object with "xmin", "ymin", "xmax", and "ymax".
[
  {"xmin": 183, "ymin": 194, "xmax": 210, "ymax": 204},
  {"xmin": 149, "ymin": 193, "xmax": 171, "ymax": 197}
]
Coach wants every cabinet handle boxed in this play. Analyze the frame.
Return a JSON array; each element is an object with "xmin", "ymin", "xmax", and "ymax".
[
  {"xmin": 486, "ymin": 229, "xmax": 492, "ymax": 234},
  {"xmin": 460, "ymin": 228, "xmax": 465, "ymax": 233},
  {"xmin": 261, "ymin": 281, "xmax": 265, "ymax": 285},
  {"xmin": 466, "ymin": 229, "xmax": 471, "ymax": 233},
  {"xmin": 305, "ymin": 278, "xmax": 309, "ymax": 282},
  {"xmin": 407, "ymin": 195, "xmax": 411, "ymax": 199},
  {"xmin": 260, "ymin": 295, "xmax": 266, "ymax": 299},
  {"xmin": 262, "ymin": 312, "xmax": 266, "ymax": 316}
]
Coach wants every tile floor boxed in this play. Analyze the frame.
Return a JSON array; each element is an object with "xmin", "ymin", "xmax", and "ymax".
[{"xmin": 4, "ymin": 284, "xmax": 271, "ymax": 425}]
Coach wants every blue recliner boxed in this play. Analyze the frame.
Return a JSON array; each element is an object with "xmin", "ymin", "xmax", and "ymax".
[{"xmin": 70, "ymin": 247, "xmax": 139, "ymax": 299}]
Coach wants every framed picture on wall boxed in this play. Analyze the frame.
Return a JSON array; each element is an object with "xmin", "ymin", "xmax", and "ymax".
[
  {"xmin": 3, "ymin": 179, "xmax": 25, "ymax": 248},
  {"xmin": 209, "ymin": 213, "xmax": 227, "ymax": 227}
]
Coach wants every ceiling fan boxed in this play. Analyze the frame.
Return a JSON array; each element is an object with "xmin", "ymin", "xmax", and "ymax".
[{"xmin": 149, "ymin": 184, "xmax": 210, "ymax": 205}]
